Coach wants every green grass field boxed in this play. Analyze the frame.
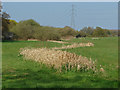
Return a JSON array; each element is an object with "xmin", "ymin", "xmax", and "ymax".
[{"xmin": 2, "ymin": 37, "xmax": 118, "ymax": 88}]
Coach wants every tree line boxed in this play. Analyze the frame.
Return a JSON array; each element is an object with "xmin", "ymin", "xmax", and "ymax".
[
  {"xmin": 77, "ymin": 27, "xmax": 118, "ymax": 38},
  {"xmin": 1, "ymin": 12, "xmax": 118, "ymax": 41}
]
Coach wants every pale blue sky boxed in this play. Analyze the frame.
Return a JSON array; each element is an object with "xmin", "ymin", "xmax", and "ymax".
[{"xmin": 3, "ymin": 2, "xmax": 118, "ymax": 30}]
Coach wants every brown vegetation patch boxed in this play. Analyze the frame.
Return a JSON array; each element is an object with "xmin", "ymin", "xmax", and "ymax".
[
  {"xmin": 27, "ymin": 39, "xmax": 39, "ymax": 41},
  {"xmin": 52, "ymin": 42, "xmax": 94, "ymax": 50},
  {"xmin": 47, "ymin": 40, "xmax": 68, "ymax": 44},
  {"xmin": 92, "ymin": 38, "xmax": 99, "ymax": 40},
  {"xmin": 19, "ymin": 48, "xmax": 97, "ymax": 72},
  {"xmin": 61, "ymin": 36, "xmax": 75, "ymax": 40}
]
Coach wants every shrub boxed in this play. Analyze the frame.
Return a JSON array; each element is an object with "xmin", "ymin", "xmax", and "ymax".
[
  {"xmin": 58, "ymin": 26, "xmax": 77, "ymax": 37},
  {"xmin": 92, "ymin": 27, "xmax": 107, "ymax": 37},
  {"xmin": 10, "ymin": 19, "xmax": 40, "ymax": 40},
  {"xmin": 76, "ymin": 31, "xmax": 86, "ymax": 38},
  {"xmin": 80, "ymin": 27, "xmax": 94, "ymax": 36},
  {"xmin": 33, "ymin": 26, "xmax": 61, "ymax": 41}
]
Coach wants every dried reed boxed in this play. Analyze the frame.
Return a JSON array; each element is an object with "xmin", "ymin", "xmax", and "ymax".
[
  {"xmin": 19, "ymin": 47, "xmax": 97, "ymax": 72},
  {"xmin": 52, "ymin": 42, "xmax": 94, "ymax": 50}
]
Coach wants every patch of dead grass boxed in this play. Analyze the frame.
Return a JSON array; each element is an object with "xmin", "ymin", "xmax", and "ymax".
[
  {"xmin": 47, "ymin": 40, "xmax": 68, "ymax": 44},
  {"xmin": 19, "ymin": 47, "xmax": 97, "ymax": 72},
  {"xmin": 52, "ymin": 42, "xmax": 94, "ymax": 49}
]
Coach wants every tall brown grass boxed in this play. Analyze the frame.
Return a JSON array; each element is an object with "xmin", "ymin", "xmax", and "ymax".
[
  {"xmin": 52, "ymin": 42, "xmax": 94, "ymax": 50},
  {"xmin": 19, "ymin": 47, "xmax": 97, "ymax": 72}
]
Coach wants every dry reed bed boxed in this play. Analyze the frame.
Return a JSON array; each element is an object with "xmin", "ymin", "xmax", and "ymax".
[
  {"xmin": 52, "ymin": 42, "xmax": 94, "ymax": 50},
  {"xmin": 19, "ymin": 47, "xmax": 97, "ymax": 72},
  {"xmin": 47, "ymin": 40, "xmax": 68, "ymax": 44}
]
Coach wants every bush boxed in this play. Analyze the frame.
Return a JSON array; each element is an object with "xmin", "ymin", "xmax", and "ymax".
[
  {"xmin": 33, "ymin": 26, "xmax": 61, "ymax": 41},
  {"xmin": 76, "ymin": 31, "xmax": 86, "ymax": 38},
  {"xmin": 80, "ymin": 27, "xmax": 94, "ymax": 36},
  {"xmin": 92, "ymin": 27, "xmax": 107, "ymax": 37},
  {"xmin": 58, "ymin": 26, "xmax": 77, "ymax": 37},
  {"xmin": 1, "ymin": 12, "xmax": 16, "ymax": 41},
  {"xmin": 10, "ymin": 19, "xmax": 40, "ymax": 40},
  {"xmin": 8, "ymin": 19, "xmax": 18, "ymax": 29}
]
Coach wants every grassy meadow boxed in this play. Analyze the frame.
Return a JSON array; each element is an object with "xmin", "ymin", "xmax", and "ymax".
[{"xmin": 2, "ymin": 37, "xmax": 118, "ymax": 88}]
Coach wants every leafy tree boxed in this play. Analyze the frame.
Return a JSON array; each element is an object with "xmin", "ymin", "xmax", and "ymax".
[
  {"xmin": 10, "ymin": 19, "xmax": 40, "ymax": 40},
  {"xmin": 8, "ymin": 19, "xmax": 18, "ymax": 29},
  {"xmin": 76, "ymin": 31, "xmax": 86, "ymax": 38},
  {"xmin": 33, "ymin": 26, "xmax": 61, "ymax": 41},
  {"xmin": 33, "ymin": 27, "xmax": 47, "ymax": 41},
  {"xmin": 1, "ymin": 12, "xmax": 12, "ymax": 40},
  {"xmin": 2, "ymin": 12, "xmax": 10, "ymax": 19},
  {"xmin": 110, "ymin": 30, "xmax": 118, "ymax": 36},
  {"xmin": 104, "ymin": 29, "xmax": 111, "ymax": 36},
  {"xmin": 0, "ymin": 3, "xmax": 17, "ymax": 41},
  {"xmin": 92, "ymin": 27, "xmax": 107, "ymax": 37},
  {"xmin": 80, "ymin": 27, "xmax": 94, "ymax": 36},
  {"xmin": 58, "ymin": 26, "xmax": 77, "ymax": 37},
  {"xmin": 10, "ymin": 20, "xmax": 61, "ymax": 41}
]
